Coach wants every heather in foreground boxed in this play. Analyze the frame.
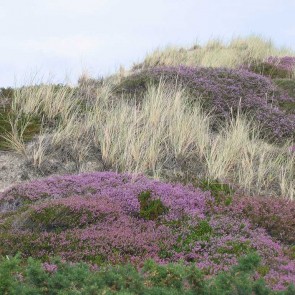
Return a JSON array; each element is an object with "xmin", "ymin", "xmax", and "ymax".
[{"xmin": 0, "ymin": 172, "xmax": 294, "ymax": 291}]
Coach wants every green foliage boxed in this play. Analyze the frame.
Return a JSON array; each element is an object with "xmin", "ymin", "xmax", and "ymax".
[
  {"xmin": 273, "ymin": 79, "xmax": 295, "ymax": 114},
  {"xmin": 274, "ymin": 78, "xmax": 295, "ymax": 97},
  {"xmin": 138, "ymin": 191, "xmax": 168, "ymax": 220},
  {"xmin": 0, "ymin": 106, "xmax": 41, "ymax": 150},
  {"xmin": 183, "ymin": 220, "xmax": 213, "ymax": 246},
  {"xmin": 0, "ymin": 87, "xmax": 14, "ymax": 100},
  {"xmin": 287, "ymin": 246, "xmax": 295, "ymax": 260},
  {"xmin": 198, "ymin": 179, "xmax": 233, "ymax": 206},
  {"xmin": 257, "ymin": 265, "xmax": 271, "ymax": 276},
  {"xmin": 250, "ymin": 62, "xmax": 292, "ymax": 79},
  {"xmin": 22, "ymin": 205, "xmax": 89, "ymax": 232},
  {"xmin": 0, "ymin": 253, "xmax": 293, "ymax": 294},
  {"xmin": 217, "ymin": 241, "xmax": 252, "ymax": 256},
  {"xmin": 114, "ymin": 73, "xmax": 166, "ymax": 105}
]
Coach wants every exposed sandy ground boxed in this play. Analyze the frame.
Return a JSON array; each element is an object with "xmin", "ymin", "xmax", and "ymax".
[
  {"xmin": 0, "ymin": 148, "xmax": 105, "ymax": 193},
  {"xmin": 0, "ymin": 151, "xmax": 28, "ymax": 192}
]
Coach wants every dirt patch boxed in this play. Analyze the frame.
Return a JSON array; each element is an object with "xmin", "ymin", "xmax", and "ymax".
[
  {"xmin": 0, "ymin": 151, "xmax": 28, "ymax": 192},
  {"xmin": 0, "ymin": 148, "xmax": 105, "ymax": 193}
]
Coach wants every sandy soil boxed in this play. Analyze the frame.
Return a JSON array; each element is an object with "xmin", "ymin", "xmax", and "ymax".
[{"xmin": 0, "ymin": 151, "xmax": 28, "ymax": 192}]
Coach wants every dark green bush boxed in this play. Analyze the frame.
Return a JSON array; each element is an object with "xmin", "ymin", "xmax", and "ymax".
[
  {"xmin": 0, "ymin": 253, "xmax": 294, "ymax": 294},
  {"xmin": 138, "ymin": 191, "xmax": 168, "ymax": 220},
  {"xmin": 198, "ymin": 179, "xmax": 233, "ymax": 206}
]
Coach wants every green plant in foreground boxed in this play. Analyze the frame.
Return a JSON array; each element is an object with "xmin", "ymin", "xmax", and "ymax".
[{"xmin": 0, "ymin": 253, "xmax": 294, "ymax": 294}]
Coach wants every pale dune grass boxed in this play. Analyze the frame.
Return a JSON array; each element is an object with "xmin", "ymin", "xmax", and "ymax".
[
  {"xmin": 137, "ymin": 35, "xmax": 294, "ymax": 70},
  {"xmin": 1, "ymin": 113, "xmax": 30, "ymax": 158},
  {"xmin": 12, "ymin": 85, "xmax": 77, "ymax": 123},
  {"xmin": 6, "ymin": 76, "xmax": 295, "ymax": 199}
]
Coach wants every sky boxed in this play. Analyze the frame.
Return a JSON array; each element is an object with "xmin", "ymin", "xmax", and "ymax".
[{"xmin": 0, "ymin": 0, "xmax": 295, "ymax": 87}]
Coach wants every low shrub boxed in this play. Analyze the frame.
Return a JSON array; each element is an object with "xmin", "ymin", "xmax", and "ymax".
[
  {"xmin": 118, "ymin": 66, "xmax": 295, "ymax": 141},
  {"xmin": 0, "ymin": 253, "xmax": 294, "ymax": 294},
  {"xmin": 221, "ymin": 195, "xmax": 295, "ymax": 245},
  {"xmin": 138, "ymin": 191, "xmax": 168, "ymax": 220},
  {"xmin": 249, "ymin": 56, "xmax": 295, "ymax": 79},
  {"xmin": 273, "ymin": 79, "xmax": 295, "ymax": 114},
  {"xmin": 197, "ymin": 179, "xmax": 233, "ymax": 206},
  {"xmin": 0, "ymin": 172, "xmax": 294, "ymax": 290}
]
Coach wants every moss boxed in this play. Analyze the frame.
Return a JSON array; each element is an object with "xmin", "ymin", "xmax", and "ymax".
[{"xmin": 138, "ymin": 191, "xmax": 168, "ymax": 220}]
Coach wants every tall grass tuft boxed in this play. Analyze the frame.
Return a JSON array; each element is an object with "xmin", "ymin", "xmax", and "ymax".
[{"xmin": 8, "ymin": 79, "xmax": 294, "ymax": 199}]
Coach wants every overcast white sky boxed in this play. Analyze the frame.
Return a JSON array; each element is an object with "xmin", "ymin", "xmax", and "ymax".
[{"xmin": 1, "ymin": 0, "xmax": 295, "ymax": 87}]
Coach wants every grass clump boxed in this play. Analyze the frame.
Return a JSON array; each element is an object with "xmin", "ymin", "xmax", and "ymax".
[{"xmin": 0, "ymin": 106, "xmax": 41, "ymax": 151}]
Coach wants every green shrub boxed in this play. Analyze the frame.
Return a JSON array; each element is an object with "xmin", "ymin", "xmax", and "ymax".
[
  {"xmin": 21, "ymin": 205, "xmax": 90, "ymax": 232},
  {"xmin": 183, "ymin": 220, "xmax": 213, "ymax": 245},
  {"xmin": 0, "ymin": 253, "xmax": 294, "ymax": 294},
  {"xmin": 138, "ymin": 191, "xmax": 168, "ymax": 220},
  {"xmin": 198, "ymin": 179, "xmax": 233, "ymax": 206},
  {"xmin": 114, "ymin": 73, "xmax": 154, "ymax": 97}
]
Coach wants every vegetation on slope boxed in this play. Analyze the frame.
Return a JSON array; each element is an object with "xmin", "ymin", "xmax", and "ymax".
[
  {"xmin": 1, "ymin": 253, "xmax": 294, "ymax": 294},
  {"xmin": 0, "ymin": 36, "xmax": 294, "ymax": 293},
  {"xmin": 133, "ymin": 36, "xmax": 294, "ymax": 72},
  {"xmin": 0, "ymin": 172, "xmax": 295, "ymax": 290}
]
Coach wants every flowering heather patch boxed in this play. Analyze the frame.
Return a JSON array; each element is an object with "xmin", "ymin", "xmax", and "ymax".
[
  {"xmin": 219, "ymin": 195, "xmax": 295, "ymax": 245},
  {"xmin": 289, "ymin": 145, "xmax": 295, "ymax": 153},
  {"xmin": 249, "ymin": 56, "xmax": 295, "ymax": 79},
  {"xmin": 121, "ymin": 66, "xmax": 295, "ymax": 140},
  {"xmin": 0, "ymin": 172, "xmax": 295, "ymax": 290}
]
